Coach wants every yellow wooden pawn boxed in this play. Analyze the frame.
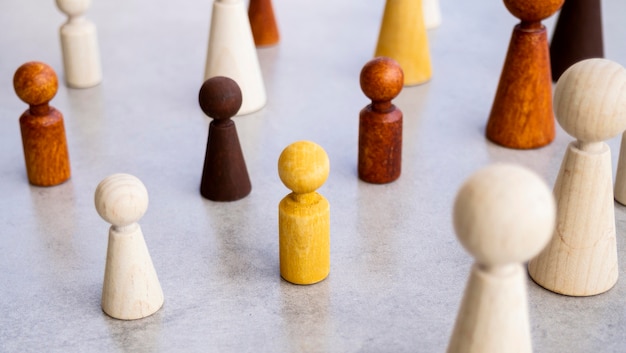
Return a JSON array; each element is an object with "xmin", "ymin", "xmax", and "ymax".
[
  {"xmin": 278, "ymin": 141, "xmax": 330, "ymax": 285},
  {"xmin": 375, "ymin": 0, "xmax": 432, "ymax": 86}
]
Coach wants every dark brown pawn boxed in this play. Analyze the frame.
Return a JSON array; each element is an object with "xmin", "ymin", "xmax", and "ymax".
[
  {"xmin": 199, "ymin": 76, "xmax": 251, "ymax": 201},
  {"xmin": 248, "ymin": 0, "xmax": 280, "ymax": 47},
  {"xmin": 358, "ymin": 57, "xmax": 403, "ymax": 184},
  {"xmin": 550, "ymin": 0, "xmax": 603, "ymax": 82},
  {"xmin": 14, "ymin": 62, "xmax": 71, "ymax": 186},
  {"xmin": 486, "ymin": 0, "xmax": 563, "ymax": 149}
]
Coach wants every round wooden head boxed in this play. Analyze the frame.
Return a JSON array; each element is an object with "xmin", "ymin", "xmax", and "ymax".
[
  {"xmin": 56, "ymin": 0, "xmax": 91, "ymax": 16},
  {"xmin": 554, "ymin": 59, "xmax": 626, "ymax": 143},
  {"xmin": 453, "ymin": 164, "xmax": 555, "ymax": 267},
  {"xmin": 360, "ymin": 57, "xmax": 404, "ymax": 102},
  {"xmin": 13, "ymin": 61, "xmax": 58, "ymax": 106},
  {"xmin": 503, "ymin": 0, "xmax": 563, "ymax": 22},
  {"xmin": 95, "ymin": 173, "xmax": 149, "ymax": 227},
  {"xmin": 278, "ymin": 141, "xmax": 330, "ymax": 194},
  {"xmin": 199, "ymin": 76, "xmax": 243, "ymax": 120}
]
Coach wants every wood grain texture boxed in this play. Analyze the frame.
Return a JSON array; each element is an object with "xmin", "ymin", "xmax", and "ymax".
[
  {"xmin": 375, "ymin": 0, "xmax": 431, "ymax": 86},
  {"xmin": 14, "ymin": 62, "xmax": 71, "ymax": 186},
  {"xmin": 248, "ymin": 0, "xmax": 279, "ymax": 47}
]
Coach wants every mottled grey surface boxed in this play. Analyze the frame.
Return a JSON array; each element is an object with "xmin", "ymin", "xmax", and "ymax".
[{"xmin": 1, "ymin": 1, "xmax": 626, "ymax": 352}]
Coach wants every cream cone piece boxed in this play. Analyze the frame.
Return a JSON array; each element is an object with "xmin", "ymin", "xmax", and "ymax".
[
  {"xmin": 615, "ymin": 132, "xmax": 626, "ymax": 204},
  {"xmin": 529, "ymin": 59, "xmax": 626, "ymax": 296},
  {"xmin": 95, "ymin": 174, "xmax": 164, "ymax": 320},
  {"xmin": 448, "ymin": 164, "xmax": 555, "ymax": 353},
  {"xmin": 423, "ymin": 0, "xmax": 442, "ymax": 29},
  {"xmin": 56, "ymin": 0, "xmax": 102, "ymax": 88},
  {"xmin": 204, "ymin": 0, "xmax": 266, "ymax": 115}
]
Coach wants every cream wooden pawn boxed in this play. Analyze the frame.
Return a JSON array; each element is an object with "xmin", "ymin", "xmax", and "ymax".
[
  {"xmin": 204, "ymin": 0, "xmax": 266, "ymax": 115},
  {"xmin": 95, "ymin": 173, "xmax": 164, "ymax": 320},
  {"xmin": 56, "ymin": 0, "xmax": 102, "ymax": 88},
  {"xmin": 528, "ymin": 59, "xmax": 626, "ymax": 296},
  {"xmin": 423, "ymin": 0, "xmax": 442, "ymax": 29},
  {"xmin": 614, "ymin": 132, "xmax": 626, "ymax": 204},
  {"xmin": 448, "ymin": 164, "xmax": 555, "ymax": 353}
]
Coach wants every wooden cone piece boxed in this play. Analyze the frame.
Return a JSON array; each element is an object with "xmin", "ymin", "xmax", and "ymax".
[
  {"xmin": 528, "ymin": 59, "xmax": 626, "ymax": 296},
  {"xmin": 375, "ymin": 0, "xmax": 432, "ymax": 86},
  {"xmin": 96, "ymin": 174, "xmax": 164, "ymax": 320},
  {"xmin": 56, "ymin": 0, "xmax": 103, "ymax": 88},
  {"xmin": 614, "ymin": 132, "xmax": 626, "ymax": 205},
  {"xmin": 248, "ymin": 0, "xmax": 280, "ymax": 46},
  {"xmin": 422, "ymin": 0, "xmax": 442, "ymax": 29},
  {"xmin": 13, "ymin": 62, "xmax": 71, "ymax": 186},
  {"xmin": 550, "ymin": 0, "xmax": 603, "ymax": 82},
  {"xmin": 448, "ymin": 164, "xmax": 555, "ymax": 353},
  {"xmin": 205, "ymin": 0, "xmax": 266, "ymax": 115}
]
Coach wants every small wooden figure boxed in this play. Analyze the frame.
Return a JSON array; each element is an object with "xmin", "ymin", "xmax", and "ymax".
[
  {"xmin": 96, "ymin": 173, "xmax": 164, "ymax": 320},
  {"xmin": 528, "ymin": 59, "xmax": 626, "ymax": 296},
  {"xmin": 56, "ymin": 0, "xmax": 103, "ymax": 88},
  {"xmin": 13, "ymin": 62, "xmax": 71, "ymax": 187},
  {"xmin": 448, "ymin": 164, "xmax": 555, "ymax": 353},
  {"xmin": 199, "ymin": 76, "xmax": 251, "ymax": 201},
  {"xmin": 485, "ymin": 0, "xmax": 564, "ymax": 149},
  {"xmin": 423, "ymin": 0, "xmax": 442, "ymax": 29},
  {"xmin": 278, "ymin": 141, "xmax": 330, "ymax": 285},
  {"xmin": 550, "ymin": 0, "xmax": 603, "ymax": 81},
  {"xmin": 358, "ymin": 57, "xmax": 403, "ymax": 184},
  {"xmin": 614, "ymin": 132, "xmax": 626, "ymax": 205},
  {"xmin": 375, "ymin": 0, "xmax": 432, "ymax": 86},
  {"xmin": 248, "ymin": 0, "xmax": 280, "ymax": 46},
  {"xmin": 205, "ymin": 0, "xmax": 266, "ymax": 115}
]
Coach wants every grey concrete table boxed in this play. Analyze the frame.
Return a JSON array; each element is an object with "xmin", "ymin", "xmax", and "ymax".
[{"xmin": 1, "ymin": 1, "xmax": 626, "ymax": 352}]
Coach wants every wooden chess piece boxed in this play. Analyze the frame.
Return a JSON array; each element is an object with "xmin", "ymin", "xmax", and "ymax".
[
  {"xmin": 423, "ymin": 0, "xmax": 442, "ymax": 29},
  {"xmin": 614, "ymin": 132, "xmax": 626, "ymax": 205},
  {"xmin": 96, "ymin": 173, "xmax": 164, "ymax": 320},
  {"xmin": 56, "ymin": 0, "xmax": 102, "ymax": 88},
  {"xmin": 528, "ymin": 59, "xmax": 626, "ymax": 296},
  {"xmin": 204, "ymin": 0, "xmax": 266, "ymax": 115},
  {"xmin": 375, "ymin": 0, "xmax": 432, "ymax": 86},
  {"xmin": 199, "ymin": 76, "xmax": 252, "ymax": 201},
  {"xmin": 278, "ymin": 141, "xmax": 330, "ymax": 285},
  {"xmin": 248, "ymin": 0, "xmax": 280, "ymax": 46},
  {"xmin": 358, "ymin": 57, "xmax": 403, "ymax": 184},
  {"xmin": 13, "ymin": 62, "xmax": 71, "ymax": 186},
  {"xmin": 447, "ymin": 164, "xmax": 555, "ymax": 353},
  {"xmin": 550, "ymin": 0, "xmax": 603, "ymax": 81},
  {"xmin": 485, "ymin": 0, "xmax": 563, "ymax": 149}
]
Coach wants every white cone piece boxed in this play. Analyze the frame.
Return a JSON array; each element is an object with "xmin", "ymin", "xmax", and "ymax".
[{"xmin": 423, "ymin": 0, "xmax": 442, "ymax": 29}]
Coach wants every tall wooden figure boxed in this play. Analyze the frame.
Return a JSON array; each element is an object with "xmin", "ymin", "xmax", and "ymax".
[
  {"xmin": 199, "ymin": 76, "xmax": 252, "ymax": 201},
  {"xmin": 375, "ymin": 0, "xmax": 431, "ymax": 86},
  {"xmin": 13, "ymin": 62, "xmax": 71, "ymax": 186},
  {"xmin": 528, "ymin": 59, "xmax": 626, "ymax": 296},
  {"xmin": 205, "ymin": 0, "xmax": 266, "ymax": 115},
  {"xmin": 550, "ymin": 0, "xmax": 603, "ymax": 81},
  {"xmin": 278, "ymin": 141, "xmax": 330, "ymax": 285},
  {"xmin": 248, "ymin": 0, "xmax": 280, "ymax": 46},
  {"xmin": 56, "ymin": 0, "xmax": 102, "ymax": 88},
  {"xmin": 358, "ymin": 57, "xmax": 403, "ymax": 184},
  {"xmin": 448, "ymin": 164, "xmax": 555, "ymax": 353},
  {"xmin": 96, "ymin": 173, "xmax": 164, "ymax": 320},
  {"xmin": 486, "ymin": 0, "xmax": 563, "ymax": 149}
]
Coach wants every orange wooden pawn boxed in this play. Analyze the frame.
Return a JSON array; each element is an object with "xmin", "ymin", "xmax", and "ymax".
[
  {"xmin": 248, "ymin": 0, "xmax": 279, "ymax": 47},
  {"xmin": 13, "ymin": 62, "xmax": 71, "ymax": 186}
]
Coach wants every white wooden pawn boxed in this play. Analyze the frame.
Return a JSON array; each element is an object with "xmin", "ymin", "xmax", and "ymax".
[
  {"xmin": 204, "ymin": 0, "xmax": 266, "ymax": 115},
  {"xmin": 56, "ymin": 0, "xmax": 102, "ymax": 88},
  {"xmin": 448, "ymin": 164, "xmax": 555, "ymax": 353},
  {"xmin": 528, "ymin": 59, "xmax": 626, "ymax": 296},
  {"xmin": 423, "ymin": 0, "xmax": 442, "ymax": 29},
  {"xmin": 95, "ymin": 173, "xmax": 164, "ymax": 320},
  {"xmin": 614, "ymin": 132, "xmax": 626, "ymax": 204}
]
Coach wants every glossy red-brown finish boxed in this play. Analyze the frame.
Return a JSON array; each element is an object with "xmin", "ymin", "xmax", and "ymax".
[{"xmin": 248, "ymin": 0, "xmax": 280, "ymax": 47}]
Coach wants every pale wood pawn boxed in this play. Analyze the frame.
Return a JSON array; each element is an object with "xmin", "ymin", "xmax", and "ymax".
[
  {"xmin": 205, "ymin": 0, "xmax": 266, "ymax": 115},
  {"xmin": 448, "ymin": 164, "xmax": 555, "ymax": 353},
  {"xmin": 56, "ymin": 0, "xmax": 102, "ymax": 88},
  {"xmin": 423, "ymin": 0, "xmax": 442, "ymax": 29},
  {"xmin": 96, "ymin": 174, "xmax": 164, "ymax": 320},
  {"xmin": 278, "ymin": 141, "xmax": 330, "ymax": 285},
  {"xmin": 615, "ymin": 132, "xmax": 626, "ymax": 205},
  {"xmin": 529, "ymin": 59, "xmax": 626, "ymax": 296}
]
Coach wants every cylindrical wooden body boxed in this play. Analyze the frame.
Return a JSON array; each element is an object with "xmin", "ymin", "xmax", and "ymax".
[
  {"xmin": 358, "ymin": 105, "xmax": 402, "ymax": 183},
  {"xmin": 60, "ymin": 20, "xmax": 102, "ymax": 88},
  {"xmin": 529, "ymin": 142, "xmax": 618, "ymax": 296},
  {"xmin": 248, "ymin": 0, "xmax": 279, "ymax": 46},
  {"xmin": 279, "ymin": 192, "xmax": 330, "ymax": 285},
  {"xmin": 19, "ymin": 107, "xmax": 71, "ymax": 186},
  {"xmin": 486, "ymin": 24, "xmax": 555, "ymax": 149}
]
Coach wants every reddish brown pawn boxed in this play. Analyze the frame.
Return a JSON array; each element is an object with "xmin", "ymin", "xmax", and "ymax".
[
  {"xmin": 14, "ymin": 62, "xmax": 71, "ymax": 186},
  {"xmin": 199, "ymin": 76, "xmax": 251, "ymax": 201},
  {"xmin": 248, "ymin": 0, "xmax": 279, "ymax": 47},
  {"xmin": 486, "ymin": 0, "xmax": 563, "ymax": 149},
  {"xmin": 358, "ymin": 57, "xmax": 403, "ymax": 184}
]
